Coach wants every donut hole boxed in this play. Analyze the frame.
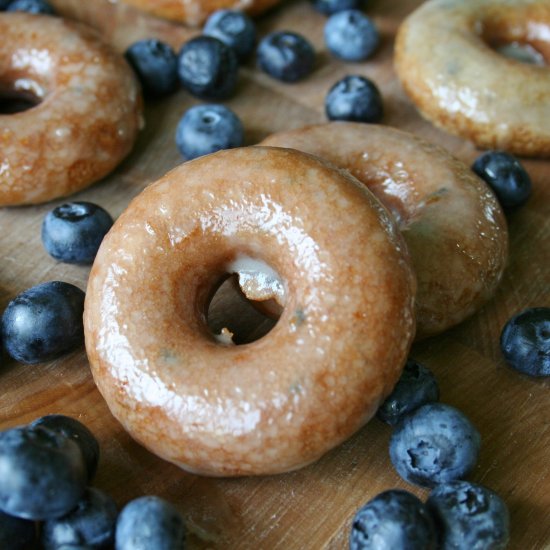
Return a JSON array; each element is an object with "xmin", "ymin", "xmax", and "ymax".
[{"xmin": 0, "ymin": 80, "xmax": 44, "ymax": 114}]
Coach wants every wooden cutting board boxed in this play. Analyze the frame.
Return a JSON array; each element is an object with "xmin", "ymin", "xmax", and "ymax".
[{"xmin": 1, "ymin": 0, "xmax": 549, "ymax": 548}]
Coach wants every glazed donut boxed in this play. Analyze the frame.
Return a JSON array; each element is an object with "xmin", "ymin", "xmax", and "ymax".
[
  {"xmin": 261, "ymin": 122, "xmax": 508, "ymax": 339},
  {"xmin": 0, "ymin": 13, "xmax": 142, "ymax": 206},
  {"xmin": 84, "ymin": 146, "xmax": 416, "ymax": 476},
  {"xmin": 395, "ymin": 0, "xmax": 550, "ymax": 157}
]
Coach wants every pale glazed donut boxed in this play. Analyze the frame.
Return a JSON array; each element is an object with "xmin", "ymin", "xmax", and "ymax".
[
  {"xmin": 84, "ymin": 146, "xmax": 416, "ymax": 476},
  {"xmin": 0, "ymin": 13, "xmax": 142, "ymax": 206},
  {"xmin": 261, "ymin": 122, "xmax": 508, "ymax": 339},
  {"xmin": 395, "ymin": 0, "xmax": 550, "ymax": 158}
]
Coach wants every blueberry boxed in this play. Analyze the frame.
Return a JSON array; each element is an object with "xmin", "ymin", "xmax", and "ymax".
[
  {"xmin": 324, "ymin": 10, "xmax": 379, "ymax": 61},
  {"xmin": 115, "ymin": 496, "xmax": 186, "ymax": 550},
  {"xmin": 471, "ymin": 151, "xmax": 532, "ymax": 210},
  {"xmin": 311, "ymin": 0, "xmax": 363, "ymax": 16},
  {"xmin": 389, "ymin": 403, "xmax": 481, "ymax": 488},
  {"xmin": 257, "ymin": 31, "xmax": 315, "ymax": 82},
  {"xmin": 500, "ymin": 307, "xmax": 550, "ymax": 377},
  {"xmin": 1, "ymin": 281, "xmax": 85, "ymax": 364},
  {"xmin": 427, "ymin": 481, "xmax": 510, "ymax": 550},
  {"xmin": 0, "ymin": 509, "xmax": 36, "ymax": 549},
  {"xmin": 31, "ymin": 415, "xmax": 100, "ymax": 481},
  {"xmin": 175, "ymin": 104, "xmax": 244, "ymax": 160},
  {"xmin": 203, "ymin": 9, "xmax": 256, "ymax": 60},
  {"xmin": 6, "ymin": 0, "xmax": 55, "ymax": 14},
  {"xmin": 178, "ymin": 36, "xmax": 238, "ymax": 100},
  {"xmin": 42, "ymin": 202, "xmax": 113, "ymax": 265},
  {"xmin": 349, "ymin": 490, "xmax": 437, "ymax": 550},
  {"xmin": 377, "ymin": 359, "xmax": 439, "ymax": 426},
  {"xmin": 0, "ymin": 425, "xmax": 87, "ymax": 520},
  {"xmin": 325, "ymin": 75, "xmax": 383, "ymax": 122},
  {"xmin": 125, "ymin": 39, "xmax": 178, "ymax": 98}
]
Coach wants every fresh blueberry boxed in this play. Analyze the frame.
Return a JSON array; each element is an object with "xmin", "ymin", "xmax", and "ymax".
[
  {"xmin": 427, "ymin": 481, "xmax": 510, "ymax": 550},
  {"xmin": 257, "ymin": 31, "xmax": 315, "ymax": 82},
  {"xmin": 42, "ymin": 202, "xmax": 113, "ymax": 265},
  {"xmin": 0, "ymin": 425, "xmax": 87, "ymax": 520},
  {"xmin": 0, "ymin": 509, "xmax": 36, "ymax": 549},
  {"xmin": 325, "ymin": 75, "xmax": 383, "ymax": 122},
  {"xmin": 349, "ymin": 490, "xmax": 437, "ymax": 550},
  {"xmin": 389, "ymin": 403, "xmax": 481, "ymax": 488},
  {"xmin": 125, "ymin": 39, "xmax": 178, "ymax": 98},
  {"xmin": 324, "ymin": 10, "xmax": 379, "ymax": 61},
  {"xmin": 42, "ymin": 488, "xmax": 118, "ymax": 550},
  {"xmin": 175, "ymin": 104, "xmax": 244, "ymax": 160},
  {"xmin": 115, "ymin": 496, "xmax": 186, "ymax": 550},
  {"xmin": 6, "ymin": 0, "xmax": 55, "ymax": 14},
  {"xmin": 178, "ymin": 36, "xmax": 239, "ymax": 100},
  {"xmin": 471, "ymin": 151, "xmax": 532, "ymax": 210},
  {"xmin": 31, "ymin": 415, "xmax": 100, "ymax": 481},
  {"xmin": 203, "ymin": 9, "xmax": 256, "ymax": 60},
  {"xmin": 377, "ymin": 359, "xmax": 439, "ymax": 426},
  {"xmin": 500, "ymin": 307, "xmax": 550, "ymax": 377},
  {"xmin": 311, "ymin": 0, "xmax": 363, "ymax": 16}
]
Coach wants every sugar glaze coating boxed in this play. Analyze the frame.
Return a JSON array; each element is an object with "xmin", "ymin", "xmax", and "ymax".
[
  {"xmin": 0, "ymin": 13, "xmax": 142, "ymax": 206},
  {"xmin": 84, "ymin": 147, "xmax": 416, "ymax": 476},
  {"xmin": 262, "ymin": 123, "xmax": 508, "ymax": 339}
]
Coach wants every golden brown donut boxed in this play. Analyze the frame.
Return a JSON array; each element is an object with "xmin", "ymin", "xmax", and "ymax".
[
  {"xmin": 261, "ymin": 122, "xmax": 508, "ymax": 339},
  {"xmin": 395, "ymin": 0, "xmax": 550, "ymax": 157},
  {"xmin": 84, "ymin": 146, "xmax": 416, "ymax": 476},
  {"xmin": 0, "ymin": 13, "xmax": 142, "ymax": 206}
]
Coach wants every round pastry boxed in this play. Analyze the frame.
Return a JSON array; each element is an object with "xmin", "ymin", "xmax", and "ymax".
[
  {"xmin": 0, "ymin": 13, "xmax": 142, "ymax": 206},
  {"xmin": 394, "ymin": 0, "xmax": 550, "ymax": 157},
  {"xmin": 84, "ymin": 146, "xmax": 416, "ymax": 476},
  {"xmin": 261, "ymin": 122, "xmax": 508, "ymax": 339}
]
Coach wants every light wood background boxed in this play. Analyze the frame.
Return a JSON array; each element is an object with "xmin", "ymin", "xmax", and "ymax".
[{"xmin": 1, "ymin": 0, "xmax": 549, "ymax": 548}]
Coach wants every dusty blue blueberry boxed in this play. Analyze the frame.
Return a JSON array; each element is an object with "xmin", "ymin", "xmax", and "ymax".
[
  {"xmin": 389, "ymin": 403, "xmax": 481, "ymax": 488},
  {"xmin": 42, "ymin": 202, "xmax": 113, "ymax": 264},
  {"xmin": 0, "ymin": 425, "xmax": 87, "ymax": 520},
  {"xmin": 377, "ymin": 359, "xmax": 439, "ymax": 426},
  {"xmin": 311, "ymin": 0, "xmax": 363, "ymax": 15},
  {"xmin": 325, "ymin": 75, "xmax": 383, "ymax": 122},
  {"xmin": 175, "ymin": 104, "xmax": 243, "ymax": 160},
  {"xmin": 178, "ymin": 36, "xmax": 238, "ymax": 100},
  {"xmin": 203, "ymin": 9, "xmax": 256, "ymax": 60},
  {"xmin": 349, "ymin": 490, "xmax": 437, "ymax": 550},
  {"xmin": 427, "ymin": 481, "xmax": 510, "ymax": 550},
  {"xmin": 500, "ymin": 307, "xmax": 550, "ymax": 377},
  {"xmin": 472, "ymin": 151, "xmax": 532, "ymax": 210},
  {"xmin": 6, "ymin": 0, "xmax": 55, "ymax": 14},
  {"xmin": 42, "ymin": 488, "xmax": 118, "ymax": 550},
  {"xmin": 324, "ymin": 10, "xmax": 379, "ymax": 61},
  {"xmin": 125, "ymin": 39, "xmax": 178, "ymax": 98},
  {"xmin": 1, "ymin": 281, "xmax": 85, "ymax": 364},
  {"xmin": 115, "ymin": 496, "xmax": 186, "ymax": 550},
  {"xmin": 0, "ymin": 509, "xmax": 36, "ymax": 549},
  {"xmin": 257, "ymin": 31, "xmax": 315, "ymax": 82}
]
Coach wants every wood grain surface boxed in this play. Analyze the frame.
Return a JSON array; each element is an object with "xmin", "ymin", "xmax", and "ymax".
[{"xmin": 1, "ymin": 0, "xmax": 549, "ymax": 548}]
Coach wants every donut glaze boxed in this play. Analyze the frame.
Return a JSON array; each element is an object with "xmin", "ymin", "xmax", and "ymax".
[
  {"xmin": 0, "ymin": 13, "xmax": 142, "ymax": 206},
  {"xmin": 261, "ymin": 123, "xmax": 508, "ymax": 339},
  {"xmin": 84, "ymin": 146, "xmax": 416, "ymax": 476},
  {"xmin": 395, "ymin": 0, "xmax": 550, "ymax": 157}
]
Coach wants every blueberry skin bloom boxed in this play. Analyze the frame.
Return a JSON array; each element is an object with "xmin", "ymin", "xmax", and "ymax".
[
  {"xmin": 0, "ymin": 509, "xmax": 36, "ymax": 550},
  {"xmin": 203, "ymin": 9, "xmax": 256, "ymax": 60},
  {"xmin": 324, "ymin": 10, "xmax": 379, "ymax": 61},
  {"xmin": 325, "ymin": 75, "xmax": 383, "ymax": 122},
  {"xmin": 0, "ymin": 425, "xmax": 87, "ymax": 520},
  {"xmin": 311, "ymin": 0, "xmax": 363, "ymax": 15},
  {"xmin": 389, "ymin": 403, "xmax": 481, "ymax": 488},
  {"xmin": 175, "ymin": 104, "xmax": 244, "ymax": 161},
  {"xmin": 42, "ymin": 202, "xmax": 113, "ymax": 265},
  {"xmin": 115, "ymin": 496, "xmax": 186, "ymax": 550},
  {"xmin": 178, "ymin": 36, "xmax": 238, "ymax": 100},
  {"xmin": 471, "ymin": 151, "xmax": 532, "ymax": 210},
  {"xmin": 6, "ymin": 0, "xmax": 55, "ymax": 14},
  {"xmin": 349, "ymin": 490, "xmax": 437, "ymax": 550},
  {"xmin": 257, "ymin": 31, "xmax": 315, "ymax": 82},
  {"xmin": 1, "ymin": 281, "xmax": 85, "ymax": 364},
  {"xmin": 427, "ymin": 481, "xmax": 510, "ymax": 550},
  {"xmin": 377, "ymin": 359, "xmax": 439, "ymax": 426},
  {"xmin": 500, "ymin": 307, "xmax": 550, "ymax": 377},
  {"xmin": 125, "ymin": 39, "xmax": 178, "ymax": 98}
]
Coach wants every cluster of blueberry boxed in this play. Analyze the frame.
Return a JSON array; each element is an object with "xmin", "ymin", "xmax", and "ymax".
[
  {"xmin": 0, "ymin": 0, "xmax": 53, "ymax": 14},
  {"xmin": 0, "ymin": 414, "xmax": 186, "ymax": 549}
]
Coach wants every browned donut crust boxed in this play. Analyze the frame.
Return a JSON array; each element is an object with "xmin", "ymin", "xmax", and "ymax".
[
  {"xmin": 0, "ymin": 13, "xmax": 143, "ymax": 205},
  {"xmin": 84, "ymin": 146, "xmax": 416, "ymax": 476},
  {"xmin": 395, "ymin": 0, "xmax": 550, "ymax": 158}
]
